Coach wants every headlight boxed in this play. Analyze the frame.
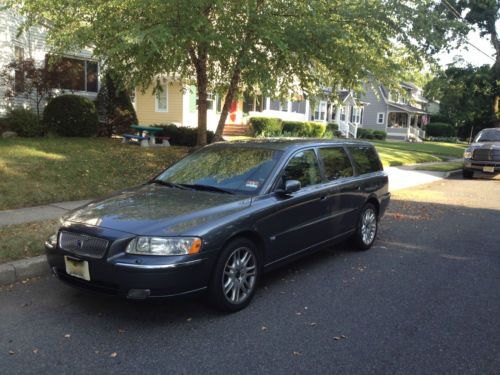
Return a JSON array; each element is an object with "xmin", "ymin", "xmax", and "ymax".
[
  {"xmin": 125, "ymin": 237, "xmax": 202, "ymax": 256},
  {"xmin": 46, "ymin": 231, "xmax": 59, "ymax": 248},
  {"xmin": 463, "ymin": 149, "xmax": 473, "ymax": 159}
]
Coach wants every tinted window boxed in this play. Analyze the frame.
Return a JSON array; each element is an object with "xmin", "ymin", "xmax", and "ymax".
[
  {"xmin": 348, "ymin": 145, "xmax": 382, "ymax": 175},
  {"xmin": 319, "ymin": 147, "xmax": 353, "ymax": 180},
  {"xmin": 282, "ymin": 149, "xmax": 321, "ymax": 188}
]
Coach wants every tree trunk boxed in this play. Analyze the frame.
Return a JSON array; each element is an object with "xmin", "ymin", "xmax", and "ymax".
[
  {"xmin": 213, "ymin": 67, "xmax": 241, "ymax": 141},
  {"xmin": 189, "ymin": 46, "xmax": 208, "ymax": 146},
  {"xmin": 491, "ymin": 31, "xmax": 500, "ymax": 128}
]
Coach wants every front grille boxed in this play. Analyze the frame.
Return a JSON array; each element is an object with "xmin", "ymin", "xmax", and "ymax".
[
  {"xmin": 473, "ymin": 149, "xmax": 500, "ymax": 161},
  {"xmin": 59, "ymin": 231, "xmax": 109, "ymax": 259}
]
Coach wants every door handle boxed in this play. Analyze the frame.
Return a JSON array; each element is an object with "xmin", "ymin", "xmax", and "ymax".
[{"xmin": 319, "ymin": 195, "xmax": 327, "ymax": 201}]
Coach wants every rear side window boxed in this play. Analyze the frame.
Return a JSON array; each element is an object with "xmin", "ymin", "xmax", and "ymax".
[
  {"xmin": 348, "ymin": 145, "xmax": 382, "ymax": 175},
  {"xmin": 319, "ymin": 147, "xmax": 353, "ymax": 180},
  {"xmin": 282, "ymin": 149, "xmax": 321, "ymax": 188}
]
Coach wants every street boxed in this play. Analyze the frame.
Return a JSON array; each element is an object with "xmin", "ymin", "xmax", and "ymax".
[{"xmin": 1, "ymin": 174, "xmax": 499, "ymax": 374}]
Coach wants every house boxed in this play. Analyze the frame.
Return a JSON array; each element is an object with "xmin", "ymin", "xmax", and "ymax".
[
  {"xmin": 0, "ymin": 5, "xmax": 99, "ymax": 116},
  {"xmin": 133, "ymin": 80, "xmax": 366, "ymax": 137},
  {"xmin": 359, "ymin": 81, "xmax": 428, "ymax": 141}
]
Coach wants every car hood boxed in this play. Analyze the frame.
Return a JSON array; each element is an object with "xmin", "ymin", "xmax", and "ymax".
[{"xmin": 63, "ymin": 184, "xmax": 252, "ymax": 236}]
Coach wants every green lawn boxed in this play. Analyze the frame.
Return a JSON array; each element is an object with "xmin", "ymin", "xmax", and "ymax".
[
  {"xmin": 0, "ymin": 220, "xmax": 58, "ymax": 263},
  {"xmin": 371, "ymin": 140, "xmax": 466, "ymax": 167},
  {"xmin": 0, "ymin": 138, "xmax": 188, "ymax": 210}
]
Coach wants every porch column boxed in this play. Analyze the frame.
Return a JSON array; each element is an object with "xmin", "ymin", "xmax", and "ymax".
[
  {"xmin": 414, "ymin": 114, "xmax": 418, "ymax": 127},
  {"xmin": 407, "ymin": 114, "xmax": 411, "ymax": 127}
]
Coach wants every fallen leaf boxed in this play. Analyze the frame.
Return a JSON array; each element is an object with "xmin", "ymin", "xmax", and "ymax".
[
  {"xmin": 64, "ymin": 334, "xmax": 71, "ymax": 339},
  {"xmin": 110, "ymin": 352, "xmax": 118, "ymax": 358},
  {"xmin": 8, "ymin": 350, "xmax": 15, "ymax": 355},
  {"xmin": 186, "ymin": 318, "xmax": 192, "ymax": 322},
  {"xmin": 309, "ymin": 322, "xmax": 317, "ymax": 327},
  {"xmin": 261, "ymin": 326, "xmax": 268, "ymax": 331},
  {"xmin": 295, "ymin": 312, "xmax": 302, "ymax": 316},
  {"xmin": 117, "ymin": 329, "xmax": 126, "ymax": 334},
  {"xmin": 32, "ymin": 349, "xmax": 38, "ymax": 354},
  {"xmin": 293, "ymin": 351, "xmax": 302, "ymax": 356}
]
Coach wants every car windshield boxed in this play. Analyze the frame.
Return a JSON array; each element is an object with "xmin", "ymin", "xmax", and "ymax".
[
  {"xmin": 474, "ymin": 129, "xmax": 500, "ymax": 142},
  {"xmin": 156, "ymin": 146, "xmax": 283, "ymax": 195}
]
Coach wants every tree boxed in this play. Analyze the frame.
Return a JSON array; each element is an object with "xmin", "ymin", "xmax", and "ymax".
[
  {"xmin": 453, "ymin": 1, "xmax": 500, "ymax": 127},
  {"xmin": 0, "ymin": 58, "xmax": 54, "ymax": 121},
  {"xmin": 12, "ymin": 0, "xmax": 467, "ymax": 145},
  {"xmin": 425, "ymin": 64, "xmax": 494, "ymax": 138},
  {"xmin": 97, "ymin": 72, "xmax": 138, "ymax": 137}
]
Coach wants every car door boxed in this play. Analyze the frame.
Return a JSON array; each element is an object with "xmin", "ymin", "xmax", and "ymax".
[
  {"xmin": 255, "ymin": 148, "xmax": 331, "ymax": 263},
  {"xmin": 317, "ymin": 146, "xmax": 359, "ymax": 236}
]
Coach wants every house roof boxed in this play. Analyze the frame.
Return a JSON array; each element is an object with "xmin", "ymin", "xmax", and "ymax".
[{"xmin": 388, "ymin": 103, "xmax": 428, "ymax": 114}]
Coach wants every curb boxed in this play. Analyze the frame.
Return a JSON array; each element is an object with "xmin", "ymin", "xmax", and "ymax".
[
  {"xmin": 444, "ymin": 169, "xmax": 463, "ymax": 178},
  {"xmin": 0, "ymin": 255, "xmax": 50, "ymax": 286}
]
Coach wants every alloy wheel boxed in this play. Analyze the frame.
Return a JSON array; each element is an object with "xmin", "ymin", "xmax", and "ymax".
[{"xmin": 222, "ymin": 247, "xmax": 257, "ymax": 305}]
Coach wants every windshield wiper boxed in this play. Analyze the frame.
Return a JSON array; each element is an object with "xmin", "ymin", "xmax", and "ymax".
[
  {"xmin": 180, "ymin": 183, "xmax": 234, "ymax": 194},
  {"xmin": 149, "ymin": 179, "xmax": 188, "ymax": 190}
]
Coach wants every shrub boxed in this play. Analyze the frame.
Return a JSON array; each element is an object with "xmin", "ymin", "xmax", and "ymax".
[
  {"xmin": 97, "ymin": 72, "xmax": 138, "ymax": 137},
  {"xmin": 429, "ymin": 114, "xmax": 451, "ymax": 124},
  {"xmin": 327, "ymin": 122, "xmax": 338, "ymax": 132},
  {"xmin": 155, "ymin": 123, "xmax": 214, "ymax": 146},
  {"xmin": 373, "ymin": 130, "xmax": 387, "ymax": 140},
  {"xmin": 43, "ymin": 95, "xmax": 98, "ymax": 137},
  {"xmin": 249, "ymin": 117, "xmax": 283, "ymax": 136},
  {"xmin": 282, "ymin": 121, "xmax": 308, "ymax": 136},
  {"xmin": 3, "ymin": 108, "xmax": 43, "ymax": 137},
  {"xmin": 357, "ymin": 128, "xmax": 375, "ymax": 139},
  {"xmin": 426, "ymin": 136, "xmax": 459, "ymax": 143},
  {"xmin": 426, "ymin": 122, "xmax": 455, "ymax": 137},
  {"xmin": 309, "ymin": 122, "xmax": 326, "ymax": 137}
]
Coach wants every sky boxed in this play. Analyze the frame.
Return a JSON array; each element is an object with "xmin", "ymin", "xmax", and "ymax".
[{"xmin": 436, "ymin": 28, "xmax": 496, "ymax": 68}]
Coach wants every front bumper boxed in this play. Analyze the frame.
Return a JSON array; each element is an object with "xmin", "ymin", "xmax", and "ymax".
[
  {"xmin": 464, "ymin": 159, "xmax": 500, "ymax": 173},
  {"xmin": 45, "ymin": 242, "xmax": 217, "ymax": 299}
]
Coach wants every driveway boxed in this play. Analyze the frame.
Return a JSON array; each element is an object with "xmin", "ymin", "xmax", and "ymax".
[{"xmin": 1, "ymin": 174, "xmax": 499, "ymax": 374}]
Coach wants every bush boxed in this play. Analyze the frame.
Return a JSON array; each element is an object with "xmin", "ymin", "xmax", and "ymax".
[
  {"xmin": 327, "ymin": 122, "xmax": 338, "ymax": 132},
  {"xmin": 357, "ymin": 128, "xmax": 375, "ymax": 139},
  {"xmin": 282, "ymin": 121, "xmax": 308, "ymax": 136},
  {"xmin": 249, "ymin": 117, "xmax": 283, "ymax": 136},
  {"xmin": 97, "ymin": 72, "xmax": 138, "ymax": 137},
  {"xmin": 373, "ymin": 130, "xmax": 387, "ymax": 140},
  {"xmin": 309, "ymin": 122, "xmax": 326, "ymax": 137},
  {"xmin": 3, "ymin": 108, "xmax": 43, "ymax": 137},
  {"xmin": 155, "ymin": 124, "xmax": 214, "ymax": 146},
  {"xmin": 43, "ymin": 95, "xmax": 98, "ymax": 137},
  {"xmin": 429, "ymin": 114, "xmax": 451, "ymax": 124},
  {"xmin": 426, "ymin": 122, "xmax": 455, "ymax": 137}
]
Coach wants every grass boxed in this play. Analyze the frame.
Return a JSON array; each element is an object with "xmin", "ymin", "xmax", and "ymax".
[
  {"xmin": 371, "ymin": 140, "xmax": 466, "ymax": 167},
  {"xmin": 0, "ymin": 138, "xmax": 189, "ymax": 210},
  {"xmin": 414, "ymin": 161, "xmax": 464, "ymax": 172},
  {"xmin": 0, "ymin": 220, "xmax": 59, "ymax": 263}
]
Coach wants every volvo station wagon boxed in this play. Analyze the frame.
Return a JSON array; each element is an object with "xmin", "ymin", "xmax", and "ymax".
[{"xmin": 45, "ymin": 139, "xmax": 390, "ymax": 311}]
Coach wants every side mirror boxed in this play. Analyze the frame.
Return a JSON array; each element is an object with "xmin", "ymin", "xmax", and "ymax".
[{"xmin": 276, "ymin": 179, "xmax": 301, "ymax": 196}]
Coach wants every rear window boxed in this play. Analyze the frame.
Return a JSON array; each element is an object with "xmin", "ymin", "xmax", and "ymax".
[
  {"xmin": 319, "ymin": 147, "xmax": 353, "ymax": 180},
  {"xmin": 348, "ymin": 145, "xmax": 382, "ymax": 175}
]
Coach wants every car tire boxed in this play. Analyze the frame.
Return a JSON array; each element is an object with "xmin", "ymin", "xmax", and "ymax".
[
  {"xmin": 208, "ymin": 237, "xmax": 261, "ymax": 312},
  {"xmin": 462, "ymin": 169, "xmax": 474, "ymax": 179},
  {"xmin": 352, "ymin": 203, "xmax": 378, "ymax": 251}
]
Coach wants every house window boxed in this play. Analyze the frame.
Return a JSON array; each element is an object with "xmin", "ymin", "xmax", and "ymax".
[
  {"xmin": 351, "ymin": 107, "xmax": 362, "ymax": 123},
  {"xmin": 270, "ymin": 99, "xmax": 287, "ymax": 112},
  {"xmin": 14, "ymin": 47, "xmax": 24, "ymax": 92},
  {"xmin": 314, "ymin": 101, "xmax": 327, "ymax": 121},
  {"xmin": 46, "ymin": 56, "xmax": 99, "ymax": 92},
  {"xmin": 207, "ymin": 93, "xmax": 215, "ymax": 111},
  {"xmin": 155, "ymin": 85, "xmax": 168, "ymax": 112},
  {"xmin": 339, "ymin": 106, "xmax": 346, "ymax": 122},
  {"xmin": 377, "ymin": 112, "xmax": 385, "ymax": 125},
  {"xmin": 291, "ymin": 100, "xmax": 306, "ymax": 114}
]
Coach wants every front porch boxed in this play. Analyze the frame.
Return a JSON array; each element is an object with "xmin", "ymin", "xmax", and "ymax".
[{"xmin": 387, "ymin": 112, "xmax": 426, "ymax": 141}]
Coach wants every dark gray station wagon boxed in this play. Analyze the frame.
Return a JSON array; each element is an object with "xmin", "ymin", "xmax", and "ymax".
[{"xmin": 45, "ymin": 139, "xmax": 390, "ymax": 311}]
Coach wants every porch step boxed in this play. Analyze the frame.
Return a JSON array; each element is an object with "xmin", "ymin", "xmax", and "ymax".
[{"xmin": 223, "ymin": 124, "xmax": 250, "ymax": 136}]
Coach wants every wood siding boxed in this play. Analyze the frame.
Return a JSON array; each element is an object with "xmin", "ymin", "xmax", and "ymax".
[{"xmin": 135, "ymin": 81, "xmax": 184, "ymax": 126}]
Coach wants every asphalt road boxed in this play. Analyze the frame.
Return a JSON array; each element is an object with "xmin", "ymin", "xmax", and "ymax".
[{"xmin": 1, "ymin": 174, "xmax": 499, "ymax": 374}]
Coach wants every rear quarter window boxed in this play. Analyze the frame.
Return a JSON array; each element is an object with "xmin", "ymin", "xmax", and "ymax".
[
  {"xmin": 318, "ymin": 147, "xmax": 354, "ymax": 180},
  {"xmin": 348, "ymin": 145, "xmax": 382, "ymax": 175}
]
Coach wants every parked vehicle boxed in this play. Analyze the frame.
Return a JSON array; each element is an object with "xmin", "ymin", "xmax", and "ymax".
[
  {"xmin": 45, "ymin": 139, "xmax": 390, "ymax": 311},
  {"xmin": 463, "ymin": 128, "xmax": 500, "ymax": 179}
]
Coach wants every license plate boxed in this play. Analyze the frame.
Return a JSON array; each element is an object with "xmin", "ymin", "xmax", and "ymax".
[
  {"xmin": 64, "ymin": 256, "xmax": 90, "ymax": 281},
  {"xmin": 483, "ymin": 166, "xmax": 495, "ymax": 173}
]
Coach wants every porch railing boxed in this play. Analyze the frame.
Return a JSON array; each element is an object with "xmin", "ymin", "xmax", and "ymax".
[{"xmin": 339, "ymin": 121, "xmax": 358, "ymax": 138}]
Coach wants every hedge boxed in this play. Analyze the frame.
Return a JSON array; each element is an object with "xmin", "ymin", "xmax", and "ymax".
[
  {"xmin": 249, "ymin": 117, "xmax": 283, "ymax": 136},
  {"xmin": 3, "ymin": 108, "xmax": 44, "ymax": 137},
  {"xmin": 155, "ymin": 124, "xmax": 214, "ymax": 146},
  {"xmin": 282, "ymin": 121, "xmax": 326, "ymax": 137},
  {"xmin": 43, "ymin": 95, "xmax": 98, "ymax": 137},
  {"xmin": 356, "ymin": 128, "xmax": 387, "ymax": 140},
  {"xmin": 426, "ymin": 122, "xmax": 455, "ymax": 137}
]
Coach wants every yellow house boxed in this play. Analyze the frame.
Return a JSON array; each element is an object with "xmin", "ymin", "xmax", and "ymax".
[{"xmin": 133, "ymin": 77, "xmax": 243, "ymax": 132}]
